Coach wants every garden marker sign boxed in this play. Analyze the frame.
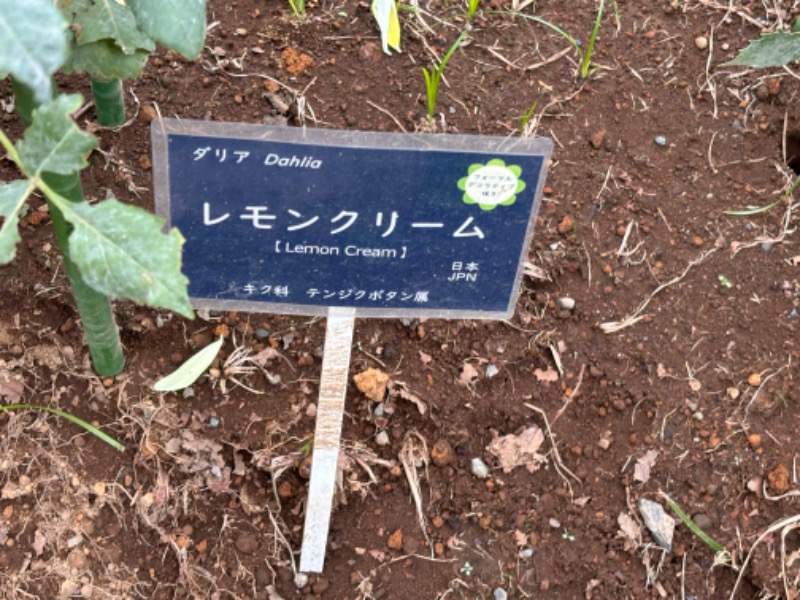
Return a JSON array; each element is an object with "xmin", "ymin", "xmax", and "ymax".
[{"xmin": 152, "ymin": 119, "xmax": 552, "ymax": 572}]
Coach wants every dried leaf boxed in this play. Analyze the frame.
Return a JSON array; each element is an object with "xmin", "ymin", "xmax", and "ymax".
[
  {"xmin": 617, "ymin": 512, "xmax": 642, "ymax": 545},
  {"xmin": 393, "ymin": 387, "xmax": 427, "ymax": 415},
  {"xmin": 634, "ymin": 450, "xmax": 658, "ymax": 484},
  {"xmin": 32, "ymin": 529, "xmax": 46, "ymax": 556},
  {"xmin": 573, "ymin": 496, "xmax": 591, "ymax": 507},
  {"xmin": 253, "ymin": 347, "xmax": 281, "ymax": 366},
  {"xmin": 513, "ymin": 529, "xmax": 528, "ymax": 546},
  {"xmin": 458, "ymin": 362, "xmax": 480, "ymax": 386},
  {"xmin": 486, "ymin": 426, "xmax": 547, "ymax": 473},
  {"xmin": 534, "ymin": 367, "xmax": 559, "ymax": 383}
]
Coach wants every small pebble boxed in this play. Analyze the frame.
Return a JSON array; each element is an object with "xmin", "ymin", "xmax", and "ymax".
[
  {"xmin": 209, "ymin": 417, "xmax": 221, "ymax": 427},
  {"xmin": 255, "ymin": 327, "xmax": 270, "ymax": 339},
  {"xmin": 182, "ymin": 387, "xmax": 195, "ymax": 398},
  {"xmin": 485, "ymin": 364, "xmax": 499, "ymax": 378},
  {"xmin": 761, "ymin": 241, "xmax": 773, "ymax": 251},
  {"xmin": 555, "ymin": 296, "xmax": 575, "ymax": 311},
  {"xmin": 375, "ymin": 431, "xmax": 390, "ymax": 446},
  {"xmin": 748, "ymin": 373, "xmax": 762, "ymax": 387},
  {"xmin": 519, "ymin": 547, "xmax": 534, "ymax": 558},
  {"xmin": 493, "ymin": 588, "xmax": 508, "ymax": 600},
  {"xmin": 548, "ymin": 518, "xmax": 561, "ymax": 529},
  {"xmin": 694, "ymin": 36, "xmax": 708, "ymax": 50},
  {"xmin": 692, "ymin": 513, "xmax": 713, "ymax": 531},
  {"xmin": 638, "ymin": 499, "xmax": 674, "ymax": 551},
  {"xmin": 654, "ymin": 135, "xmax": 667, "ymax": 147},
  {"xmin": 294, "ymin": 573, "xmax": 309, "ymax": 589},
  {"xmin": 266, "ymin": 372, "xmax": 281, "ymax": 385},
  {"xmin": 470, "ymin": 458, "xmax": 490, "ymax": 478}
]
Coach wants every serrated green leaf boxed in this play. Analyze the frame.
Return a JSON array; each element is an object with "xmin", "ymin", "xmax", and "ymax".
[
  {"xmin": 153, "ymin": 337, "xmax": 223, "ymax": 392},
  {"xmin": 15, "ymin": 94, "xmax": 97, "ymax": 177},
  {"xmin": 0, "ymin": 0, "xmax": 67, "ymax": 103},
  {"xmin": 0, "ymin": 180, "xmax": 33, "ymax": 264},
  {"xmin": 74, "ymin": 0, "xmax": 155, "ymax": 54},
  {"xmin": 52, "ymin": 196, "xmax": 194, "ymax": 318},
  {"xmin": 726, "ymin": 32, "xmax": 800, "ymax": 68},
  {"xmin": 62, "ymin": 39, "xmax": 149, "ymax": 79},
  {"xmin": 128, "ymin": 0, "xmax": 207, "ymax": 59}
]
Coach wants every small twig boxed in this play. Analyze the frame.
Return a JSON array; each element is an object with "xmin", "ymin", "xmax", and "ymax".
[
  {"xmin": 366, "ymin": 100, "xmax": 407, "ymax": 133},
  {"xmin": 524, "ymin": 403, "xmax": 580, "ymax": 497},
  {"xmin": 552, "ymin": 364, "xmax": 585, "ymax": 425},
  {"xmin": 601, "ymin": 248, "xmax": 718, "ymax": 333}
]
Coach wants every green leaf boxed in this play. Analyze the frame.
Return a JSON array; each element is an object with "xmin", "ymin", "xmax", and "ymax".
[
  {"xmin": 58, "ymin": 0, "xmax": 94, "ymax": 20},
  {"xmin": 0, "ymin": 403, "xmax": 125, "ymax": 451},
  {"xmin": 63, "ymin": 39, "xmax": 149, "ymax": 79},
  {"xmin": 15, "ymin": 94, "xmax": 97, "ymax": 177},
  {"xmin": 726, "ymin": 32, "xmax": 800, "ymax": 68},
  {"xmin": 0, "ymin": 0, "xmax": 68, "ymax": 103},
  {"xmin": 74, "ymin": 0, "xmax": 155, "ymax": 54},
  {"xmin": 154, "ymin": 337, "xmax": 223, "ymax": 392},
  {"xmin": 128, "ymin": 0, "xmax": 207, "ymax": 59},
  {"xmin": 0, "ymin": 180, "xmax": 33, "ymax": 264},
  {"xmin": 51, "ymin": 196, "xmax": 194, "ymax": 318}
]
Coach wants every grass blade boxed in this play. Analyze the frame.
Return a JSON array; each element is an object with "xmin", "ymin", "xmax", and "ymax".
[
  {"xmin": 0, "ymin": 403, "xmax": 125, "ymax": 451},
  {"xmin": 724, "ymin": 198, "xmax": 782, "ymax": 216},
  {"xmin": 660, "ymin": 491, "xmax": 724, "ymax": 553}
]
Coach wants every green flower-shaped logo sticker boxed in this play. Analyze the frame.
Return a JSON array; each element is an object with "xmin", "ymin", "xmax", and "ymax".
[{"xmin": 458, "ymin": 159, "xmax": 526, "ymax": 211}]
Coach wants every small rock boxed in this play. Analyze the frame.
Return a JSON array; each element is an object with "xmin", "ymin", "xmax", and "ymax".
[
  {"xmin": 312, "ymin": 577, "xmax": 330, "ymax": 594},
  {"xmin": 403, "ymin": 535, "xmax": 419, "ymax": 554},
  {"xmin": 430, "ymin": 439, "xmax": 455, "ymax": 466},
  {"xmin": 387, "ymin": 528, "xmax": 404, "ymax": 550},
  {"xmin": 761, "ymin": 241, "xmax": 773, "ymax": 252},
  {"xmin": 209, "ymin": 417, "xmax": 220, "ymax": 428},
  {"xmin": 548, "ymin": 518, "xmax": 561, "ymax": 529},
  {"xmin": 470, "ymin": 458, "xmax": 490, "ymax": 478},
  {"xmin": 694, "ymin": 36, "xmax": 708, "ymax": 50},
  {"xmin": 654, "ymin": 135, "xmax": 667, "ymax": 147},
  {"xmin": 485, "ymin": 364, "xmax": 499, "ymax": 378},
  {"xmin": 557, "ymin": 214, "xmax": 574, "ymax": 235},
  {"xmin": 139, "ymin": 105, "xmax": 157, "ymax": 123},
  {"xmin": 768, "ymin": 464, "xmax": 791, "ymax": 494},
  {"xmin": 691, "ymin": 513, "xmax": 712, "ymax": 531},
  {"xmin": 375, "ymin": 431, "xmax": 390, "ymax": 446},
  {"xmin": 555, "ymin": 296, "xmax": 575, "ymax": 311},
  {"xmin": 747, "ymin": 433, "xmax": 762, "ymax": 449},
  {"xmin": 294, "ymin": 573, "xmax": 309, "ymax": 589},
  {"xmin": 637, "ymin": 499, "xmax": 674, "ymax": 551},
  {"xmin": 589, "ymin": 129, "xmax": 607, "ymax": 149},
  {"xmin": 254, "ymin": 327, "xmax": 270, "ymax": 339},
  {"xmin": 493, "ymin": 588, "xmax": 508, "ymax": 600},
  {"xmin": 353, "ymin": 368, "xmax": 389, "ymax": 402},
  {"xmin": 235, "ymin": 532, "xmax": 259, "ymax": 554},
  {"xmin": 182, "ymin": 387, "xmax": 195, "ymax": 398},
  {"xmin": 748, "ymin": 373, "xmax": 762, "ymax": 387}
]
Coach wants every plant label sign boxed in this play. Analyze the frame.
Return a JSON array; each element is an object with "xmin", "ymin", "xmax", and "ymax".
[
  {"xmin": 152, "ymin": 119, "xmax": 552, "ymax": 573},
  {"xmin": 152, "ymin": 120, "xmax": 552, "ymax": 320}
]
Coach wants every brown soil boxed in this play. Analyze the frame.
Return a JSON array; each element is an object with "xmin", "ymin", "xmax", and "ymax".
[{"xmin": 2, "ymin": 1, "xmax": 800, "ymax": 599}]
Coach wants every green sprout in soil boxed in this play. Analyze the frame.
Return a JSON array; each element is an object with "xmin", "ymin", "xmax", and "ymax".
[
  {"xmin": 287, "ymin": 0, "xmax": 306, "ymax": 19},
  {"xmin": 467, "ymin": 0, "xmax": 480, "ymax": 21},
  {"xmin": 718, "ymin": 275, "xmax": 733, "ymax": 289},
  {"xmin": 660, "ymin": 491, "xmax": 725, "ymax": 553},
  {"xmin": 0, "ymin": 404, "xmax": 124, "ymax": 451},
  {"xmin": 501, "ymin": 0, "xmax": 605, "ymax": 79},
  {"xmin": 460, "ymin": 561, "xmax": 474, "ymax": 576},
  {"xmin": 580, "ymin": 0, "xmax": 605, "ymax": 79},
  {"xmin": 422, "ymin": 30, "xmax": 466, "ymax": 122},
  {"xmin": 519, "ymin": 100, "xmax": 539, "ymax": 135},
  {"xmin": 561, "ymin": 528, "xmax": 576, "ymax": 542}
]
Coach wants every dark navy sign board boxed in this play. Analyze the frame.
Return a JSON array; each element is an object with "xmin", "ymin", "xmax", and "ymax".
[{"xmin": 152, "ymin": 120, "xmax": 552, "ymax": 319}]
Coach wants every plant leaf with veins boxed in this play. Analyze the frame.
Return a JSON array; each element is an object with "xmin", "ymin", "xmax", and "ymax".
[
  {"xmin": 0, "ymin": 181, "xmax": 33, "ymax": 264},
  {"xmin": 73, "ymin": 0, "xmax": 155, "ymax": 54},
  {"xmin": 128, "ymin": 0, "xmax": 207, "ymax": 59},
  {"xmin": 154, "ymin": 337, "xmax": 223, "ymax": 392},
  {"xmin": 49, "ymin": 197, "xmax": 194, "ymax": 318},
  {"xmin": 15, "ymin": 94, "xmax": 97, "ymax": 177},
  {"xmin": 726, "ymin": 32, "xmax": 800, "ymax": 68},
  {"xmin": 0, "ymin": 0, "xmax": 67, "ymax": 103},
  {"xmin": 63, "ymin": 40, "xmax": 150, "ymax": 80}
]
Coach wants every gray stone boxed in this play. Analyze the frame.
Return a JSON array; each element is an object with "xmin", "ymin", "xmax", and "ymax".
[
  {"xmin": 637, "ymin": 499, "xmax": 674, "ymax": 550},
  {"xmin": 556, "ymin": 296, "xmax": 576, "ymax": 311},
  {"xmin": 470, "ymin": 458, "xmax": 490, "ymax": 479}
]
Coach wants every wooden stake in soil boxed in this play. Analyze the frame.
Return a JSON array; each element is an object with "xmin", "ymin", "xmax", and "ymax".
[{"xmin": 299, "ymin": 307, "xmax": 356, "ymax": 573}]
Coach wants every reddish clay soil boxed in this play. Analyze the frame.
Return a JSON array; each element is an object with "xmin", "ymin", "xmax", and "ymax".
[{"xmin": 2, "ymin": 1, "xmax": 800, "ymax": 598}]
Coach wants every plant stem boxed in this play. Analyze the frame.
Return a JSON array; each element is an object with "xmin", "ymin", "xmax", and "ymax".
[
  {"xmin": 90, "ymin": 78, "xmax": 126, "ymax": 126},
  {"xmin": 10, "ymin": 76, "xmax": 41, "ymax": 127},
  {"xmin": 43, "ymin": 172, "xmax": 125, "ymax": 376},
  {"xmin": 10, "ymin": 81, "xmax": 126, "ymax": 376}
]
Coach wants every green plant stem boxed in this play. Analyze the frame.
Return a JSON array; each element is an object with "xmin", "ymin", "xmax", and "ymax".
[
  {"xmin": 0, "ymin": 404, "xmax": 124, "ymax": 451},
  {"xmin": 10, "ymin": 76, "xmax": 42, "ymax": 126},
  {"xmin": 7, "ymin": 83, "xmax": 126, "ymax": 376},
  {"xmin": 42, "ymin": 173, "xmax": 125, "ymax": 376},
  {"xmin": 580, "ymin": 0, "xmax": 605, "ymax": 78},
  {"xmin": 90, "ymin": 78, "xmax": 126, "ymax": 126}
]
